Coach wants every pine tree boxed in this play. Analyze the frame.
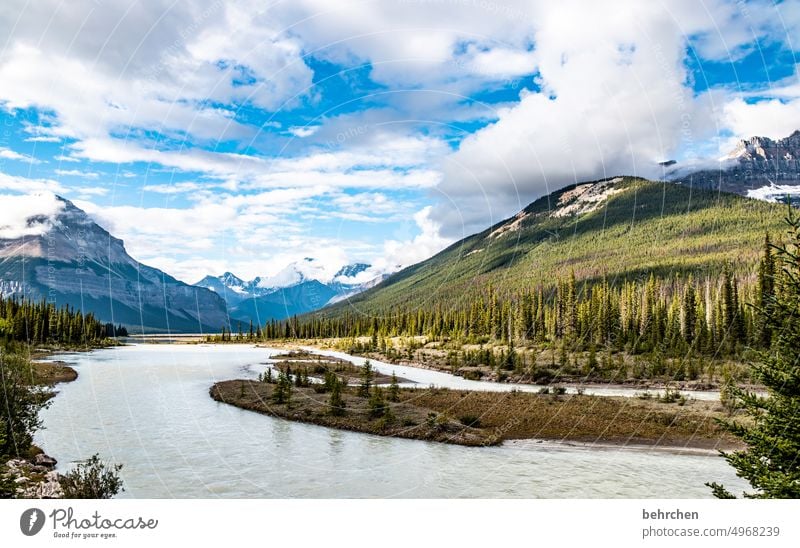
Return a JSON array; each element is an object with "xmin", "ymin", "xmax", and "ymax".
[
  {"xmin": 756, "ymin": 232, "xmax": 776, "ymax": 347},
  {"xmin": 272, "ymin": 371, "xmax": 292, "ymax": 405},
  {"xmin": 682, "ymin": 279, "xmax": 697, "ymax": 345},
  {"xmin": 586, "ymin": 344, "xmax": 597, "ymax": 372},
  {"xmin": 707, "ymin": 212, "xmax": 800, "ymax": 498},
  {"xmin": 388, "ymin": 372, "xmax": 400, "ymax": 402},
  {"xmin": 357, "ymin": 360, "xmax": 374, "ymax": 397},
  {"xmin": 328, "ymin": 376, "xmax": 346, "ymax": 416},
  {"xmin": 368, "ymin": 386, "xmax": 387, "ymax": 419}
]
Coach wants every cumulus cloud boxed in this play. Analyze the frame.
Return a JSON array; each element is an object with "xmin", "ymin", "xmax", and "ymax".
[
  {"xmin": 55, "ymin": 169, "xmax": 100, "ymax": 179},
  {"xmin": 373, "ymin": 206, "xmax": 452, "ymax": 273},
  {"xmin": 0, "ymin": 192, "xmax": 65, "ymax": 239},
  {"xmin": 0, "ymin": 147, "xmax": 40, "ymax": 163},
  {"xmin": 1, "ymin": 0, "xmax": 799, "ymax": 280},
  {"xmin": 0, "ymin": 0, "xmax": 313, "ymax": 156},
  {"xmin": 719, "ymin": 65, "xmax": 800, "ymax": 144},
  {"xmin": 430, "ymin": 0, "xmax": 800, "ymax": 236},
  {"xmin": 0, "ymin": 173, "xmax": 65, "ymax": 194}
]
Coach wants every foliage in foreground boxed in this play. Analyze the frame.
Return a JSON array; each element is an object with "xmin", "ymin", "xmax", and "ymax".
[
  {"xmin": 0, "ymin": 346, "xmax": 48, "ymax": 459},
  {"xmin": 708, "ymin": 210, "xmax": 800, "ymax": 498},
  {"xmin": 59, "ymin": 454, "xmax": 124, "ymax": 499}
]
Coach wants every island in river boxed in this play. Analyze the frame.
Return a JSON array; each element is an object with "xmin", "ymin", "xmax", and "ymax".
[{"xmin": 210, "ymin": 351, "xmax": 741, "ymax": 451}]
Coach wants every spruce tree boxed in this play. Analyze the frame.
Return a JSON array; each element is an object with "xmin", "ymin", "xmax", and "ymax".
[
  {"xmin": 707, "ymin": 212, "xmax": 800, "ymax": 498},
  {"xmin": 388, "ymin": 372, "xmax": 400, "ymax": 402},
  {"xmin": 368, "ymin": 386, "xmax": 387, "ymax": 419},
  {"xmin": 357, "ymin": 360, "xmax": 374, "ymax": 397},
  {"xmin": 328, "ymin": 377, "xmax": 346, "ymax": 416},
  {"xmin": 756, "ymin": 232, "xmax": 776, "ymax": 347}
]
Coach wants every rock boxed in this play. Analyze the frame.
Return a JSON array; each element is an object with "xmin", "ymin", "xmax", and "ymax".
[
  {"xmin": 4, "ymin": 455, "xmax": 64, "ymax": 498},
  {"xmin": 6, "ymin": 458, "xmax": 28, "ymax": 470},
  {"xmin": 34, "ymin": 453, "xmax": 57, "ymax": 468},
  {"xmin": 28, "ymin": 471, "xmax": 64, "ymax": 499}
]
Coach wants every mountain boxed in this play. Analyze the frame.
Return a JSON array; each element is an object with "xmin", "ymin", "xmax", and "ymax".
[
  {"xmin": 195, "ymin": 260, "xmax": 384, "ymax": 322},
  {"xmin": 194, "ymin": 272, "xmax": 252, "ymax": 305},
  {"xmin": 333, "ymin": 263, "xmax": 371, "ymax": 280},
  {"xmin": 228, "ymin": 280, "xmax": 338, "ymax": 326},
  {"xmin": 0, "ymin": 195, "xmax": 229, "ymax": 333},
  {"xmin": 310, "ymin": 176, "xmax": 788, "ymax": 316},
  {"xmin": 669, "ymin": 130, "xmax": 800, "ymax": 203}
]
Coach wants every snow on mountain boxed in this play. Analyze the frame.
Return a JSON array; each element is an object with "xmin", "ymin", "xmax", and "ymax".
[
  {"xmin": 0, "ymin": 193, "xmax": 229, "ymax": 332},
  {"xmin": 194, "ymin": 259, "xmax": 397, "ymax": 321},
  {"xmin": 668, "ymin": 129, "xmax": 800, "ymax": 197}
]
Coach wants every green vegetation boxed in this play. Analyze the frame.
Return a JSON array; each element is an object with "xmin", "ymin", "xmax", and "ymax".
[
  {"xmin": 708, "ymin": 211, "xmax": 800, "ymax": 498},
  {"xmin": 277, "ymin": 178, "xmax": 784, "ymax": 313},
  {"xmin": 210, "ymin": 377, "xmax": 737, "ymax": 449},
  {"xmin": 59, "ymin": 454, "xmax": 124, "ymax": 499},
  {"xmin": 265, "ymin": 351, "xmax": 402, "ymax": 385},
  {"xmin": 328, "ymin": 375, "xmax": 346, "ymax": 416},
  {"xmin": 0, "ymin": 296, "xmax": 126, "ymax": 346},
  {"xmin": 0, "ymin": 346, "xmax": 48, "ymax": 462},
  {"xmin": 358, "ymin": 360, "xmax": 374, "ymax": 397},
  {"xmin": 256, "ymin": 179, "xmax": 788, "ymax": 385},
  {"xmin": 0, "ymin": 300, "xmax": 123, "ymax": 498}
]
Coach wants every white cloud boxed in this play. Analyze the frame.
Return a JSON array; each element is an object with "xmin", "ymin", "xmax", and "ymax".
[
  {"xmin": 24, "ymin": 136, "xmax": 61, "ymax": 143},
  {"xmin": 722, "ymin": 97, "xmax": 800, "ymax": 143},
  {"xmin": 717, "ymin": 66, "xmax": 800, "ymax": 145},
  {"xmin": 55, "ymin": 169, "xmax": 100, "ymax": 179},
  {"xmin": 375, "ymin": 207, "xmax": 452, "ymax": 273},
  {"xmin": 142, "ymin": 182, "xmax": 204, "ymax": 194},
  {"xmin": 288, "ymin": 126, "xmax": 320, "ymax": 138},
  {"xmin": 0, "ymin": 172, "xmax": 65, "ymax": 194},
  {"xmin": 1, "ymin": 0, "xmax": 799, "ymax": 281},
  {"xmin": 462, "ymin": 45, "xmax": 536, "ymax": 79},
  {"xmin": 0, "ymin": 192, "xmax": 65, "ymax": 239},
  {"xmin": 71, "ymin": 186, "xmax": 109, "ymax": 197},
  {"xmin": 427, "ymin": 0, "xmax": 800, "ymax": 236},
  {"xmin": 0, "ymin": 147, "xmax": 40, "ymax": 163},
  {"xmin": 0, "ymin": 0, "xmax": 314, "ymax": 167}
]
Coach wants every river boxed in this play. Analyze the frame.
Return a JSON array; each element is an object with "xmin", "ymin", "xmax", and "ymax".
[{"xmin": 35, "ymin": 343, "xmax": 748, "ymax": 498}]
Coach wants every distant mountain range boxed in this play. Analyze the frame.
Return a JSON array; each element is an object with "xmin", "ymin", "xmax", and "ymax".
[
  {"xmin": 0, "ymin": 195, "xmax": 228, "ymax": 333},
  {"xmin": 668, "ymin": 130, "xmax": 800, "ymax": 203},
  {"xmin": 194, "ymin": 260, "xmax": 385, "ymax": 324}
]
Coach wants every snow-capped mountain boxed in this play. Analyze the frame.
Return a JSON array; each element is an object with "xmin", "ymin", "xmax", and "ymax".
[
  {"xmin": 253, "ymin": 257, "xmax": 332, "ymax": 291},
  {"xmin": 668, "ymin": 130, "xmax": 800, "ymax": 203},
  {"xmin": 333, "ymin": 262, "xmax": 371, "ymax": 280},
  {"xmin": 0, "ymin": 194, "xmax": 229, "ymax": 333},
  {"xmin": 194, "ymin": 272, "xmax": 253, "ymax": 305},
  {"xmin": 194, "ymin": 259, "xmax": 391, "ymax": 322}
]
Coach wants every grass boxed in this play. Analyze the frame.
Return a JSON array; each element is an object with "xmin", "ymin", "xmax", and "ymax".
[
  {"xmin": 30, "ymin": 360, "xmax": 78, "ymax": 386},
  {"xmin": 278, "ymin": 337, "xmax": 754, "ymax": 390},
  {"xmin": 210, "ymin": 378, "xmax": 740, "ymax": 450}
]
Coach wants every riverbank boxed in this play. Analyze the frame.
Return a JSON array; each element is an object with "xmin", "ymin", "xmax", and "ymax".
[
  {"xmin": 2, "ymin": 351, "xmax": 81, "ymax": 498},
  {"xmin": 270, "ymin": 350, "xmax": 410, "ymax": 385},
  {"xmin": 210, "ymin": 377, "xmax": 741, "ymax": 450},
  {"xmin": 255, "ymin": 340, "xmax": 745, "ymax": 400},
  {"xmin": 31, "ymin": 359, "xmax": 78, "ymax": 386}
]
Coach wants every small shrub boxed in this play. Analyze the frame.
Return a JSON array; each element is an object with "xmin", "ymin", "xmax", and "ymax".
[
  {"xmin": 459, "ymin": 415, "xmax": 481, "ymax": 428},
  {"xmin": 425, "ymin": 412, "xmax": 438, "ymax": 428},
  {"xmin": 59, "ymin": 454, "xmax": 124, "ymax": 499}
]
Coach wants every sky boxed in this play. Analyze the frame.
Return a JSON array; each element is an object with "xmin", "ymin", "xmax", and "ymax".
[{"xmin": 0, "ymin": 0, "xmax": 799, "ymax": 284}]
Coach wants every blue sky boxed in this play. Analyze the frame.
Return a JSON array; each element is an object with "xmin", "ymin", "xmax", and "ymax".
[{"xmin": 0, "ymin": 0, "xmax": 798, "ymax": 283}]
